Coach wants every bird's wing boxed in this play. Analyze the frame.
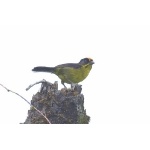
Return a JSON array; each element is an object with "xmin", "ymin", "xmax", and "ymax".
[{"xmin": 56, "ymin": 63, "xmax": 82, "ymax": 69}]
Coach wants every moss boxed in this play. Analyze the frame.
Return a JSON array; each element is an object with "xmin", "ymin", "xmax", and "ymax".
[{"xmin": 77, "ymin": 113, "xmax": 90, "ymax": 124}]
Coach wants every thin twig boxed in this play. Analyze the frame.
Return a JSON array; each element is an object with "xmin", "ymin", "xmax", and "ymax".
[
  {"xmin": 26, "ymin": 79, "xmax": 51, "ymax": 91},
  {"xmin": 0, "ymin": 83, "xmax": 51, "ymax": 124}
]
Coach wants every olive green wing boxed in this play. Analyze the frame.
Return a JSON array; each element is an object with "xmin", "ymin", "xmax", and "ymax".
[{"xmin": 54, "ymin": 63, "xmax": 82, "ymax": 84}]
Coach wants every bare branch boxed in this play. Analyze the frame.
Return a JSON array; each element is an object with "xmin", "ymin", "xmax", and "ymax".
[
  {"xmin": 26, "ymin": 79, "xmax": 52, "ymax": 91},
  {"xmin": 0, "ymin": 83, "xmax": 51, "ymax": 124}
]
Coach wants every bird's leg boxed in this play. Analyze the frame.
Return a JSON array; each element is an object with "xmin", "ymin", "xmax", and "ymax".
[
  {"xmin": 62, "ymin": 76, "xmax": 78, "ymax": 91},
  {"xmin": 71, "ymin": 83, "xmax": 79, "ymax": 91},
  {"xmin": 64, "ymin": 77, "xmax": 78, "ymax": 91},
  {"xmin": 73, "ymin": 84, "xmax": 82, "ymax": 93},
  {"xmin": 61, "ymin": 81, "xmax": 67, "ymax": 89},
  {"xmin": 71, "ymin": 83, "xmax": 76, "ymax": 89}
]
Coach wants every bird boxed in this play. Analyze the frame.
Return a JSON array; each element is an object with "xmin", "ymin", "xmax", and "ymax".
[{"xmin": 32, "ymin": 58, "xmax": 94, "ymax": 88}]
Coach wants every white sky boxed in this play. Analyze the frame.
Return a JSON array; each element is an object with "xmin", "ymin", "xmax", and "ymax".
[{"xmin": 0, "ymin": 0, "xmax": 150, "ymax": 124}]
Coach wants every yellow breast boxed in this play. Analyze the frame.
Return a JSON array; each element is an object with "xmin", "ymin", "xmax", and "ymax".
[{"xmin": 56, "ymin": 64, "xmax": 92, "ymax": 84}]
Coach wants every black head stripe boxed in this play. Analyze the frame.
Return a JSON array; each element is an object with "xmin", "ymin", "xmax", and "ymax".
[{"xmin": 79, "ymin": 58, "xmax": 86, "ymax": 64}]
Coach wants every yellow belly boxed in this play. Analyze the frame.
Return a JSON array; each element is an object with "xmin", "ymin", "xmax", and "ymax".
[{"xmin": 56, "ymin": 65, "xmax": 92, "ymax": 84}]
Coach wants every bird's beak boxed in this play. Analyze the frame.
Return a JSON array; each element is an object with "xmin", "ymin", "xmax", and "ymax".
[{"xmin": 90, "ymin": 61, "xmax": 95, "ymax": 65}]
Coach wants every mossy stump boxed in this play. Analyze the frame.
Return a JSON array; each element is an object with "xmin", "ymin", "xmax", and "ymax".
[{"xmin": 24, "ymin": 81, "xmax": 90, "ymax": 124}]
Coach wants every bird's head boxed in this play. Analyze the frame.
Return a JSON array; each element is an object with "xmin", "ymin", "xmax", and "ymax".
[{"xmin": 79, "ymin": 58, "xmax": 95, "ymax": 65}]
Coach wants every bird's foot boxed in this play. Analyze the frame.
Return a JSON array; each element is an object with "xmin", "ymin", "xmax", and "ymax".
[
  {"xmin": 71, "ymin": 83, "xmax": 82, "ymax": 93},
  {"xmin": 71, "ymin": 83, "xmax": 77, "ymax": 90}
]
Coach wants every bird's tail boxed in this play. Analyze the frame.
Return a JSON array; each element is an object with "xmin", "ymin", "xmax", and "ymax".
[{"xmin": 32, "ymin": 66, "xmax": 55, "ymax": 73}]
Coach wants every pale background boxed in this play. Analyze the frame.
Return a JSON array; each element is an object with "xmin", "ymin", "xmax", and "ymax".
[{"xmin": 0, "ymin": 0, "xmax": 150, "ymax": 125}]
